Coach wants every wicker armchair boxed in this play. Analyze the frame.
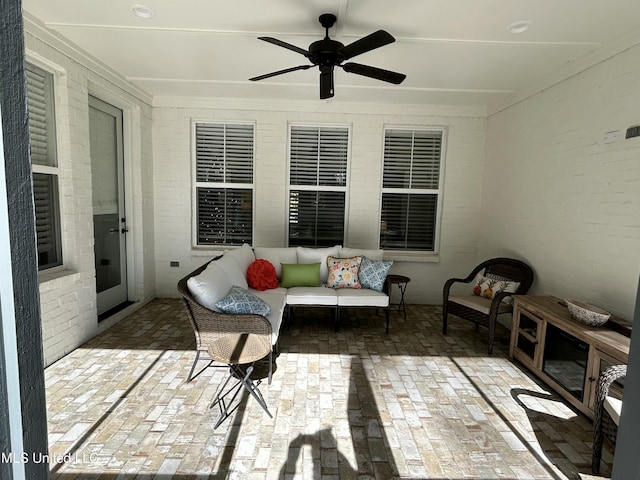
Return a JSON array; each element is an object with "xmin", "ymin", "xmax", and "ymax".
[
  {"xmin": 592, "ymin": 364, "xmax": 626, "ymax": 474},
  {"xmin": 442, "ymin": 257, "xmax": 534, "ymax": 354},
  {"xmin": 177, "ymin": 261, "xmax": 274, "ymax": 383}
]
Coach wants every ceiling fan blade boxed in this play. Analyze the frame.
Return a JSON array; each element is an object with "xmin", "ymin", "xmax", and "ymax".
[
  {"xmin": 319, "ymin": 67, "xmax": 334, "ymax": 99},
  {"xmin": 342, "ymin": 62, "xmax": 406, "ymax": 84},
  {"xmin": 339, "ymin": 30, "xmax": 395, "ymax": 60},
  {"xmin": 257, "ymin": 37, "xmax": 310, "ymax": 57},
  {"xmin": 249, "ymin": 65, "xmax": 312, "ymax": 81}
]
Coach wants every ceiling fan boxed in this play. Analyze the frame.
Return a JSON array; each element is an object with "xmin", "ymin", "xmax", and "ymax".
[{"xmin": 249, "ymin": 13, "xmax": 406, "ymax": 99}]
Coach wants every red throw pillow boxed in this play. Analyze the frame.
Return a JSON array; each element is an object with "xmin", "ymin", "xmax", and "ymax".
[{"xmin": 246, "ymin": 259, "xmax": 279, "ymax": 291}]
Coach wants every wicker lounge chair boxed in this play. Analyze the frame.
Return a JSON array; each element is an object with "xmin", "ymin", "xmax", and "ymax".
[
  {"xmin": 442, "ymin": 257, "xmax": 534, "ymax": 354},
  {"xmin": 592, "ymin": 364, "xmax": 626, "ymax": 474}
]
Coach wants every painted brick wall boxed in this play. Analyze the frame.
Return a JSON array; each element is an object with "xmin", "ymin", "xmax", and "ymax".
[
  {"xmin": 483, "ymin": 44, "xmax": 640, "ymax": 320},
  {"xmin": 153, "ymin": 101, "xmax": 487, "ymax": 304},
  {"xmin": 24, "ymin": 25, "xmax": 156, "ymax": 366}
]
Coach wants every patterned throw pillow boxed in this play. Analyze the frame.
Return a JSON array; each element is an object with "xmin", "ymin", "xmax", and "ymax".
[
  {"xmin": 215, "ymin": 285, "xmax": 272, "ymax": 316},
  {"xmin": 472, "ymin": 275, "xmax": 520, "ymax": 303},
  {"xmin": 359, "ymin": 256, "xmax": 393, "ymax": 292},
  {"xmin": 326, "ymin": 256, "xmax": 363, "ymax": 289}
]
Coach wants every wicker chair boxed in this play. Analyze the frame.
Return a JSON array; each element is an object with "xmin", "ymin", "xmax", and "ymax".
[
  {"xmin": 592, "ymin": 364, "xmax": 626, "ymax": 474},
  {"xmin": 177, "ymin": 261, "xmax": 274, "ymax": 384},
  {"xmin": 442, "ymin": 257, "xmax": 534, "ymax": 354}
]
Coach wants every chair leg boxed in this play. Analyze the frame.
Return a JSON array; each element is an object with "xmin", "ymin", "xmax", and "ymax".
[
  {"xmin": 187, "ymin": 351, "xmax": 201, "ymax": 382},
  {"xmin": 442, "ymin": 302, "xmax": 448, "ymax": 335},
  {"xmin": 334, "ymin": 306, "xmax": 340, "ymax": 332},
  {"xmin": 592, "ymin": 410, "xmax": 605, "ymax": 474},
  {"xmin": 385, "ymin": 305, "xmax": 390, "ymax": 334},
  {"xmin": 187, "ymin": 350, "xmax": 212, "ymax": 382},
  {"xmin": 210, "ymin": 363, "xmax": 272, "ymax": 429}
]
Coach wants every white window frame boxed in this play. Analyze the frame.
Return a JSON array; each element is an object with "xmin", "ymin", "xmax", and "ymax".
[
  {"xmin": 192, "ymin": 120, "xmax": 255, "ymax": 247},
  {"xmin": 379, "ymin": 126, "xmax": 447, "ymax": 253},
  {"xmin": 286, "ymin": 123, "xmax": 351, "ymax": 247},
  {"xmin": 25, "ymin": 62, "xmax": 63, "ymax": 271}
]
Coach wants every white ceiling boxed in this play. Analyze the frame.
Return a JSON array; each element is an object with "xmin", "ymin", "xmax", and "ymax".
[{"xmin": 22, "ymin": 0, "xmax": 640, "ymax": 112}]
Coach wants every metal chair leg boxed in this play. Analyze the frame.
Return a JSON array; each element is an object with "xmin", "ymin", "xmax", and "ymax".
[{"xmin": 210, "ymin": 362, "xmax": 272, "ymax": 429}]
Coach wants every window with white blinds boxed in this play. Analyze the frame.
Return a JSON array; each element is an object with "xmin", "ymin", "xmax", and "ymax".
[
  {"xmin": 194, "ymin": 122, "xmax": 254, "ymax": 245},
  {"xmin": 380, "ymin": 128, "xmax": 444, "ymax": 251},
  {"xmin": 288, "ymin": 126, "xmax": 349, "ymax": 247},
  {"xmin": 26, "ymin": 63, "xmax": 63, "ymax": 270}
]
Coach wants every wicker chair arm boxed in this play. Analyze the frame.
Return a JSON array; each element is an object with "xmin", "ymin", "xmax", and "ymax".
[{"xmin": 595, "ymin": 364, "xmax": 627, "ymax": 403}]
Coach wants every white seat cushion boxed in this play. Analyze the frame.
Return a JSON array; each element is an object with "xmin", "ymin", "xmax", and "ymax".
[
  {"xmin": 286, "ymin": 286, "xmax": 338, "ymax": 306},
  {"xmin": 336, "ymin": 288, "xmax": 389, "ymax": 307},
  {"xmin": 604, "ymin": 395, "xmax": 622, "ymax": 425},
  {"xmin": 448, "ymin": 295, "xmax": 512, "ymax": 315},
  {"xmin": 252, "ymin": 291, "xmax": 287, "ymax": 345}
]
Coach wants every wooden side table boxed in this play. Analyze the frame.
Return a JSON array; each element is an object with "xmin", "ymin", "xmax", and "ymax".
[{"xmin": 387, "ymin": 274, "xmax": 410, "ymax": 320}]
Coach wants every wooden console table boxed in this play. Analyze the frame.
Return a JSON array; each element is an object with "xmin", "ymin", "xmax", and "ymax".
[{"xmin": 509, "ymin": 295, "xmax": 630, "ymax": 420}]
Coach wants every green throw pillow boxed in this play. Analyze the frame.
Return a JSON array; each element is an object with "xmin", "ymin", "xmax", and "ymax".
[{"xmin": 280, "ymin": 262, "xmax": 321, "ymax": 288}]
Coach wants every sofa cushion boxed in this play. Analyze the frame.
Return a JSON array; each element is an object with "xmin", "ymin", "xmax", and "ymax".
[
  {"xmin": 252, "ymin": 291, "xmax": 287, "ymax": 345},
  {"xmin": 336, "ymin": 288, "xmax": 389, "ymax": 307},
  {"xmin": 286, "ymin": 286, "xmax": 338, "ymax": 306},
  {"xmin": 224, "ymin": 243, "xmax": 255, "ymax": 274},
  {"xmin": 186, "ymin": 261, "xmax": 230, "ymax": 312},
  {"xmin": 215, "ymin": 285, "xmax": 272, "ymax": 316},
  {"xmin": 254, "ymin": 247, "xmax": 297, "ymax": 279},
  {"xmin": 327, "ymin": 256, "xmax": 363, "ymax": 289},
  {"xmin": 339, "ymin": 248, "xmax": 384, "ymax": 261},
  {"xmin": 247, "ymin": 259, "xmax": 279, "ymax": 291},
  {"xmin": 359, "ymin": 257, "xmax": 393, "ymax": 292},
  {"xmin": 449, "ymin": 295, "xmax": 513, "ymax": 315},
  {"xmin": 280, "ymin": 262, "xmax": 321, "ymax": 288},
  {"xmin": 296, "ymin": 245, "xmax": 341, "ymax": 283},
  {"xmin": 212, "ymin": 255, "xmax": 248, "ymax": 289}
]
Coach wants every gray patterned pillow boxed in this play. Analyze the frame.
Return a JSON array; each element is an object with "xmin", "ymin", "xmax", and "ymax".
[
  {"xmin": 359, "ymin": 256, "xmax": 393, "ymax": 292},
  {"xmin": 215, "ymin": 285, "xmax": 272, "ymax": 316}
]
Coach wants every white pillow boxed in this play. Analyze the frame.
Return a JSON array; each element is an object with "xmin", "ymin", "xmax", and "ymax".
[
  {"xmin": 339, "ymin": 248, "xmax": 384, "ymax": 261},
  {"xmin": 254, "ymin": 247, "xmax": 297, "ymax": 279},
  {"xmin": 296, "ymin": 245, "xmax": 341, "ymax": 283},
  {"xmin": 213, "ymin": 255, "xmax": 248, "ymax": 289},
  {"xmin": 186, "ymin": 262, "xmax": 231, "ymax": 312},
  {"xmin": 224, "ymin": 243, "xmax": 255, "ymax": 274}
]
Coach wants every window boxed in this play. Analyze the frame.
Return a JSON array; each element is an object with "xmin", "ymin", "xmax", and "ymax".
[
  {"xmin": 194, "ymin": 122, "xmax": 254, "ymax": 245},
  {"xmin": 25, "ymin": 63, "xmax": 63, "ymax": 270},
  {"xmin": 288, "ymin": 126, "xmax": 349, "ymax": 247},
  {"xmin": 380, "ymin": 128, "xmax": 444, "ymax": 251}
]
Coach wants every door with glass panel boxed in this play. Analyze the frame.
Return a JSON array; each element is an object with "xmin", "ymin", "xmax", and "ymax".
[{"xmin": 89, "ymin": 96, "xmax": 128, "ymax": 317}]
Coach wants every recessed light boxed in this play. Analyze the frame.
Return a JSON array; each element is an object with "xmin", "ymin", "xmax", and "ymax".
[
  {"xmin": 130, "ymin": 4, "xmax": 156, "ymax": 19},
  {"xmin": 508, "ymin": 20, "xmax": 532, "ymax": 34}
]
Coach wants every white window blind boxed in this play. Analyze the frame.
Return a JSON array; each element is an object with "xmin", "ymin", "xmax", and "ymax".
[
  {"xmin": 194, "ymin": 122, "xmax": 254, "ymax": 245},
  {"xmin": 288, "ymin": 126, "xmax": 348, "ymax": 247},
  {"xmin": 26, "ymin": 63, "xmax": 62, "ymax": 270},
  {"xmin": 380, "ymin": 129, "xmax": 444, "ymax": 251}
]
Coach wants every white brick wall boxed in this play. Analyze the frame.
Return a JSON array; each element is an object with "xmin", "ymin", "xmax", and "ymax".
[
  {"xmin": 483, "ymin": 44, "xmax": 640, "ymax": 320},
  {"xmin": 25, "ymin": 24, "xmax": 156, "ymax": 366},
  {"xmin": 153, "ymin": 101, "xmax": 487, "ymax": 304}
]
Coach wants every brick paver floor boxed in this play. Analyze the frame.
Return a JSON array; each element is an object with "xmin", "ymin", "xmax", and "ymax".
[{"xmin": 45, "ymin": 299, "xmax": 613, "ymax": 479}]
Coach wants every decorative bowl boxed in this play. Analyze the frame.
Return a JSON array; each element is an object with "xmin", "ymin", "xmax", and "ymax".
[{"xmin": 565, "ymin": 299, "xmax": 610, "ymax": 327}]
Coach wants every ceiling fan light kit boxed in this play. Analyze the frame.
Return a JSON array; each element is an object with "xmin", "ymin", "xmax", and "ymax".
[{"xmin": 249, "ymin": 13, "xmax": 406, "ymax": 99}]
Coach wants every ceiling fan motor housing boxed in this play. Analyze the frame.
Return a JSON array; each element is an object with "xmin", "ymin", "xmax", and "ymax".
[{"xmin": 309, "ymin": 38, "xmax": 345, "ymax": 66}]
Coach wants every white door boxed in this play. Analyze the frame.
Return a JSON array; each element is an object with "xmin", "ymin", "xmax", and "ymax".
[{"xmin": 89, "ymin": 95, "xmax": 128, "ymax": 317}]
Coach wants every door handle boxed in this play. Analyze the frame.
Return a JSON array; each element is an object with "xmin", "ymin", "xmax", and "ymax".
[
  {"xmin": 109, "ymin": 228, "xmax": 119, "ymax": 235},
  {"xmin": 121, "ymin": 227, "xmax": 129, "ymax": 234}
]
